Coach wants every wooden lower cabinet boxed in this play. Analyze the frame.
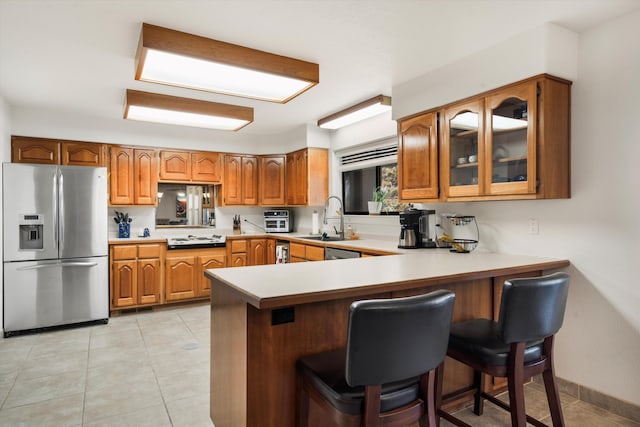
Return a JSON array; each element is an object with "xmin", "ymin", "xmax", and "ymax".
[
  {"xmin": 165, "ymin": 255, "xmax": 197, "ymax": 301},
  {"xmin": 197, "ymin": 253, "xmax": 226, "ymax": 297},
  {"xmin": 110, "ymin": 243, "xmax": 163, "ymax": 310},
  {"xmin": 290, "ymin": 242, "xmax": 324, "ymax": 262},
  {"xmin": 165, "ymin": 248, "xmax": 227, "ymax": 301},
  {"xmin": 228, "ymin": 238, "xmax": 270, "ymax": 267}
]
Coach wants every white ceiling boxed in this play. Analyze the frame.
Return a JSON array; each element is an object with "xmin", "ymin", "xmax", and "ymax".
[{"xmin": 1, "ymin": 0, "xmax": 639, "ymax": 137}]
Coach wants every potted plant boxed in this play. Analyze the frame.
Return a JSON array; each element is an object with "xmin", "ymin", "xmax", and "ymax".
[{"xmin": 368, "ymin": 187, "xmax": 387, "ymax": 215}]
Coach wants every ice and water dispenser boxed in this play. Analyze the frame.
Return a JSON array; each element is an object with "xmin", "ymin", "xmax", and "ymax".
[{"xmin": 18, "ymin": 214, "xmax": 44, "ymax": 250}]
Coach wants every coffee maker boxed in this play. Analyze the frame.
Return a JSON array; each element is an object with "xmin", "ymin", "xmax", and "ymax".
[{"xmin": 398, "ymin": 209, "xmax": 437, "ymax": 249}]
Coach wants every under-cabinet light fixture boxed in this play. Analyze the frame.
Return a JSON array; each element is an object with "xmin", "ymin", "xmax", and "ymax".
[
  {"xmin": 124, "ymin": 90, "xmax": 253, "ymax": 131},
  {"xmin": 135, "ymin": 23, "xmax": 319, "ymax": 103},
  {"xmin": 318, "ymin": 95, "xmax": 392, "ymax": 130}
]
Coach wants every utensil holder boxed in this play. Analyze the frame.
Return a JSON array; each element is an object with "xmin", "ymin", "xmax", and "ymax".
[{"xmin": 118, "ymin": 223, "xmax": 130, "ymax": 238}]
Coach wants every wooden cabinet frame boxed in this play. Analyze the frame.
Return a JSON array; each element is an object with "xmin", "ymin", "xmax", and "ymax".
[{"xmin": 398, "ymin": 112, "xmax": 439, "ymax": 201}]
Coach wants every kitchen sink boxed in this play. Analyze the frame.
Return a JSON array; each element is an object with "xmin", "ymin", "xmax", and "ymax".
[{"xmin": 299, "ymin": 235, "xmax": 344, "ymax": 242}]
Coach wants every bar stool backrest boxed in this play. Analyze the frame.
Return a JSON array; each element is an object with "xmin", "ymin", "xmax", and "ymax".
[
  {"xmin": 498, "ymin": 272, "xmax": 570, "ymax": 344},
  {"xmin": 345, "ymin": 289, "xmax": 455, "ymax": 387}
]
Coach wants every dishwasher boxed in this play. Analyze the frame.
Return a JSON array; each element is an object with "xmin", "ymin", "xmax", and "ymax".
[{"xmin": 325, "ymin": 247, "xmax": 361, "ymax": 260}]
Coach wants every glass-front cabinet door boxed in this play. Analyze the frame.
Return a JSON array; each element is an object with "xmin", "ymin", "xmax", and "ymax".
[
  {"xmin": 442, "ymin": 99, "xmax": 485, "ymax": 198},
  {"xmin": 484, "ymin": 81, "xmax": 537, "ymax": 196}
]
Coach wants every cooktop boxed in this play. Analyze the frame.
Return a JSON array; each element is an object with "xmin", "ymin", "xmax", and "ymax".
[{"xmin": 167, "ymin": 234, "xmax": 226, "ymax": 250}]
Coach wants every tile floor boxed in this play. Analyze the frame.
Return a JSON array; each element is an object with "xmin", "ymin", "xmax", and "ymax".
[{"xmin": 0, "ymin": 302, "xmax": 637, "ymax": 426}]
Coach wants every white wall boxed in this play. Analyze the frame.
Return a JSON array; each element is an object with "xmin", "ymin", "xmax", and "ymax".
[
  {"xmin": 393, "ymin": 23, "xmax": 578, "ymax": 119},
  {"xmin": 0, "ymin": 95, "xmax": 12, "ymax": 335},
  {"xmin": 9, "ymin": 106, "xmax": 287, "ymax": 154},
  {"xmin": 388, "ymin": 16, "xmax": 640, "ymax": 405}
]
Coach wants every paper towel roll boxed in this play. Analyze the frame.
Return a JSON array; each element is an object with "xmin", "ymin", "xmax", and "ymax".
[{"xmin": 311, "ymin": 211, "xmax": 319, "ymax": 234}]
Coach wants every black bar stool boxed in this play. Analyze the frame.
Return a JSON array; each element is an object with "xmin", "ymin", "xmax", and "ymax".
[
  {"xmin": 439, "ymin": 272, "xmax": 570, "ymax": 427},
  {"xmin": 296, "ymin": 290, "xmax": 455, "ymax": 427}
]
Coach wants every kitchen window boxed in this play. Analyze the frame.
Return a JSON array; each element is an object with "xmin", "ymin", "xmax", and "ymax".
[{"xmin": 339, "ymin": 139, "xmax": 407, "ymax": 215}]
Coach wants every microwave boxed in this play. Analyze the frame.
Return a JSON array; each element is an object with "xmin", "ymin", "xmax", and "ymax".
[{"xmin": 264, "ymin": 209, "xmax": 293, "ymax": 233}]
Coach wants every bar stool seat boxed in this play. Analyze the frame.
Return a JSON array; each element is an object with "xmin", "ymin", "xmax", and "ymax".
[
  {"xmin": 440, "ymin": 272, "xmax": 570, "ymax": 427},
  {"xmin": 297, "ymin": 289, "xmax": 456, "ymax": 427},
  {"xmin": 299, "ymin": 349, "xmax": 421, "ymax": 415},
  {"xmin": 448, "ymin": 319, "xmax": 544, "ymax": 366}
]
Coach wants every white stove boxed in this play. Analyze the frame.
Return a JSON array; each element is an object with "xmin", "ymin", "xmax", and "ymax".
[{"xmin": 167, "ymin": 234, "xmax": 226, "ymax": 250}]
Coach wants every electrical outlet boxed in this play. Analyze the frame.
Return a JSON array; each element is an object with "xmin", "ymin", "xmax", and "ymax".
[{"xmin": 528, "ymin": 218, "xmax": 539, "ymax": 235}]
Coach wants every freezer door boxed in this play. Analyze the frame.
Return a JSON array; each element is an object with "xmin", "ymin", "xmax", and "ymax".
[
  {"xmin": 3, "ymin": 257, "xmax": 109, "ymax": 333},
  {"xmin": 2, "ymin": 163, "xmax": 59, "ymax": 261},
  {"xmin": 58, "ymin": 166, "xmax": 108, "ymax": 258}
]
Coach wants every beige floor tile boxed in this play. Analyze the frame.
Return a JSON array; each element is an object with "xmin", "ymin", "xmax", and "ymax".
[
  {"xmin": 0, "ymin": 393, "xmax": 84, "ymax": 427},
  {"xmin": 17, "ymin": 350, "xmax": 88, "ymax": 381},
  {"xmin": 89, "ymin": 328, "xmax": 143, "ymax": 350},
  {"xmin": 157, "ymin": 367, "xmax": 210, "ymax": 403},
  {"xmin": 83, "ymin": 403, "xmax": 171, "ymax": 427},
  {"xmin": 562, "ymin": 400, "xmax": 640, "ymax": 426},
  {"xmin": 28, "ymin": 336, "xmax": 89, "ymax": 359},
  {"xmin": 86, "ymin": 360, "xmax": 156, "ymax": 392},
  {"xmin": 3, "ymin": 369, "xmax": 86, "ymax": 409},
  {"xmin": 166, "ymin": 393, "xmax": 214, "ymax": 427},
  {"xmin": 87, "ymin": 342, "xmax": 148, "ymax": 369},
  {"xmin": 83, "ymin": 377, "xmax": 163, "ymax": 421},
  {"xmin": 149, "ymin": 348, "xmax": 209, "ymax": 376},
  {"xmin": 90, "ymin": 316, "xmax": 140, "ymax": 336}
]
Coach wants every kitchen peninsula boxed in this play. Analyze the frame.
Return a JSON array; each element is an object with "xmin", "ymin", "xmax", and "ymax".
[{"xmin": 206, "ymin": 251, "xmax": 569, "ymax": 427}]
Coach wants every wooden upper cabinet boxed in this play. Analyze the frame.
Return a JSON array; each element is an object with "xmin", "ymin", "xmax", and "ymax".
[
  {"xmin": 109, "ymin": 146, "xmax": 134, "ymax": 205},
  {"xmin": 398, "ymin": 111, "xmax": 439, "ymax": 201},
  {"xmin": 285, "ymin": 148, "xmax": 328, "ymax": 206},
  {"xmin": 12, "ymin": 136, "xmax": 106, "ymax": 166},
  {"xmin": 159, "ymin": 150, "xmax": 191, "ymax": 181},
  {"xmin": 438, "ymin": 74, "xmax": 570, "ymax": 201},
  {"xmin": 12, "ymin": 136, "xmax": 59, "ymax": 164},
  {"xmin": 109, "ymin": 146, "xmax": 157, "ymax": 206},
  {"xmin": 221, "ymin": 155, "xmax": 258, "ymax": 206},
  {"xmin": 133, "ymin": 149, "xmax": 158, "ymax": 205},
  {"xmin": 61, "ymin": 141, "xmax": 105, "ymax": 166},
  {"xmin": 259, "ymin": 155, "xmax": 285, "ymax": 206},
  {"xmin": 441, "ymin": 99, "xmax": 485, "ymax": 199},
  {"xmin": 242, "ymin": 156, "xmax": 258, "ymax": 205},
  {"xmin": 192, "ymin": 152, "xmax": 222, "ymax": 183},
  {"xmin": 159, "ymin": 150, "xmax": 222, "ymax": 183},
  {"xmin": 484, "ymin": 81, "xmax": 537, "ymax": 197},
  {"xmin": 223, "ymin": 155, "xmax": 243, "ymax": 205}
]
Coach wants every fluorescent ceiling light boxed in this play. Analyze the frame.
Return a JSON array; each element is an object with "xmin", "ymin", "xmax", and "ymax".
[
  {"xmin": 451, "ymin": 112, "xmax": 527, "ymax": 131},
  {"xmin": 124, "ymin": 90, "xmax": 253, "ymax": 131},
  {"xmin": 135, "ymin": 23, "xmax": 319, "ymax": 103},
  {"xmin": 318, "ymin": 95, "xmax": 392, "ymax": 130}
]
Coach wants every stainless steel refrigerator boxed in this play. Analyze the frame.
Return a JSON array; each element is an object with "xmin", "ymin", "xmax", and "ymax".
[{"xmin": 3, "ymin": 163, "xmax": 108, "ymax": 337}]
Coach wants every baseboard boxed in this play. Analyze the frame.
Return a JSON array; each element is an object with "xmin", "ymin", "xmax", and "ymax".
[{"xmin": 534, "ymin": 376, "xmax": 640, "ymax": 423}]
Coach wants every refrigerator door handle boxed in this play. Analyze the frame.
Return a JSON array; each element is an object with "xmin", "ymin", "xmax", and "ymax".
[
  {"xmin": 16, "ymin": 261, "xmax": 99, "ymax": 271},
  {"xmin": 53, "ymin": 171, "xmax": 59, "ymax": 249},
  {"xmin": 58, "ymin": 170, "xmax": 65, "ymax": 254}
]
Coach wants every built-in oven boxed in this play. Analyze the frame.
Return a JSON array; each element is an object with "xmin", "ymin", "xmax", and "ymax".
[{"xmin": 264, "ymin": 209, "xmax": 293, "ymax": 233}]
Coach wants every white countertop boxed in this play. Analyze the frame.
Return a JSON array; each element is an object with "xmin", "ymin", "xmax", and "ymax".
[{"xmin": 206, "ymin": 251, "xmax": 569, "ymax": 309}]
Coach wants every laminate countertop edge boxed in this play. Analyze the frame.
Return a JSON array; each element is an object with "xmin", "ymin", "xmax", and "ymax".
[{"xmin": 205, "ymin": 253, "xmax": 570, "ymax": 310}]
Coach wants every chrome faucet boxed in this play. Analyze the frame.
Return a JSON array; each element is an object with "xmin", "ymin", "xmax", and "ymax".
[{"xmin": 323, "ymin": 196, "xmax": 345, "ymax": 240}]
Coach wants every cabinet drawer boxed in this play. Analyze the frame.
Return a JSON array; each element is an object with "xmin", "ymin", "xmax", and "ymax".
[
  {"xmin": 306, "ymin": 245, "xmax": 325, "ymax": 261},
  {"xmin": 112, "ymin": 245, "xmax": 137, "ymax": 260},
  {"xmin": 290, "ymin": 243, "xmax": 306, "ymax": 258},
  {"xmin": 230, "ymin": 239, "xmax": 247, "ymax": 253},
  {"xmin": 138, "ymin": 244, "xmax": 162, "ymax": 258}
]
